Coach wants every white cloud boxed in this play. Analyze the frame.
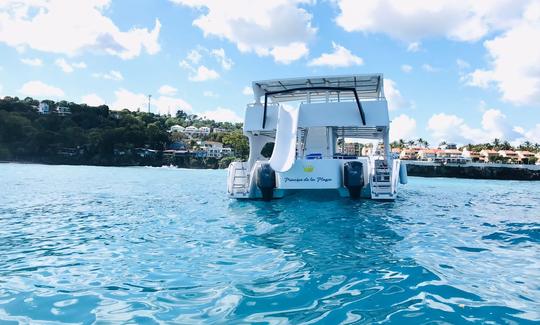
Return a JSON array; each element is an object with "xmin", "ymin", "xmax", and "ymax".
[
  {"xmin": 390, "ymin": 114, "xmax": 416, "ymax": 141},
  {"xmin": 422, "ymin": 64, "xmax": 439, "ymax": 72},
  {"xmin": 111, "ymin": 89, "xmax": 149, "ymax": 111},
  {"xmin": 211, "ymin": 48, "xmax": 233, "ymax": 70},
  {"xmin": 332, "ymin": 0, "xmax": 540, "ymax": 107},
  {"xmin": 19, "ymin": 80, "xmax": 64, "ymax": 98},
  {"xmin": 308, "ymin": 42, "xmax": 363, "ymax": 67},
  {"xmin": 55, "ymin": 58, "xmax": 86, "ymax": 73},
  {"xmin": 0, "ymin": 0, "xmax": 161, "ymax": 59},
  {"xmin": 158, "ymin": 85, "xmax": 178, "ymax": 96},
  {"xmin": 188, "ymin": 65, "xmax": 219, "ymax": 82},
  {"xmin": 153, "ymin": 96, "xmax": 193, "ymax": 115},
  {"xmin": 522, "ymin": 124, "xmax": 540, "ymax": 143},
  {"xmin": 242, "ymin": 86, "xmax": 254, "ymax": 96},
  {"xmin": 111, "ymin": 88, "xmax": 192, "ymax": 114},
  {"xmin": 466, "ymin": 69, "xmax": 494, "ymax": 89},
  {"xmin": 203, "ymin": 90, "xmax": 217, "ymax": 97},
  {"xmin": 200, "ymin": 107, "xmax": 242, "ymax": 122},
  {"xmin": 20, "ymin": 58, "xmax": 42, "ymax": 66},
  {"xmin": 401, "ymin": 64, "xmax": 412, "ymax": 73},
  {"xmin": 407, "ymin": 42, "xmax": 421, "ymax": 52},
  {"xmin": 179, "ymin": 49, "xmax": 222, "ymax": 81},
  {"xmin": 427, "ymin": 113, "xmax": 470, "ymax": 144},
  {"xmin": 456, "ymin": 58, "xmax": 470, "ymax": 70},
  {"xmin": 187, "ymin": 49, "xmax": 202, "ymax": 64},
  {"xmin": 179, "ymin": 59, "xmax": 192, "ymax": 70},
  {"xmin": 92, "ymin": 70, "xmax": 123, "ymax": 81},
  {"xmin": 480, "ymin": 109, "xmax": 522, "ymax": 140},
  {"xmin": 427, "ymin": 109, "xmax": 523, "ymax": 144},
  {"xmin": 171, "ymin": 0, "xmax": 316, "ymax": 63},
  {"xmin": 180, "ymin": 47, "xmax": 234, "ymax": 82},
  {"xmin": 465, "ymin": 2, "xmax": 540, "ymax": 106},
  {"xmin": 81, "ymin": 93, "xmax": 105, "ymax": 106},
  {"xmin": 384, "ymin": 79, "xmax": 409, "ymax": 111},
  {"xmin": 56, "ymin": 59, "xmax": 73, "ymax": 73},
  {"xmin": 334, "ymin": 0, "xmax": 531, "ymax": 42},
  {"xmin": 269, "ymin": 42, "xmax": 309, "ymax": 64}
]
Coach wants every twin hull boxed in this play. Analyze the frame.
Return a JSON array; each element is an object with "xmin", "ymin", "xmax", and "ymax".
[{"xmin": 228, "ymin": 158, "xmax": 406, "ymax": 200}]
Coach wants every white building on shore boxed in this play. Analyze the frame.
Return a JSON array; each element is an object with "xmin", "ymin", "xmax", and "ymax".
[
  {"xmin": 169, "ymin": 125, "xmax": 185, "ymax": 133},
  {"xmin": 38, "ymin": 102, "xmax": 50, "ymax": 114},
  {"xmin": 516, "ymin": 150, "xmax": 535, "ymax": 163},
  {"xmin": 462, "ymin": 148, "xmax": 481, "ymax": 162},
  {"xmin": 184, "ymin": 126, "xmax": 198, "ymax": 136},
  {"xmin": 199, "ymin": 126, "xmax": 211, "ymax": 136},
  {"xmin": 498, "ymin": 150, "xmax": 519, "ymax": 162}
]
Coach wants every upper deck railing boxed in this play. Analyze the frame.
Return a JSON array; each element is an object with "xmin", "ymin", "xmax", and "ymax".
[
  {"xmin": 252, "ymin": 74, "xmax": 385, "ymax": 102},
  {"xmin": 252, "ymin": 74, "xmax": 385, "ymax": 128}
]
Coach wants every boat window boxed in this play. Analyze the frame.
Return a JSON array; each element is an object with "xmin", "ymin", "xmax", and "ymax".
[{"xmin": 261, "ymin": 142, "xmax": 275, "ymax": 158}]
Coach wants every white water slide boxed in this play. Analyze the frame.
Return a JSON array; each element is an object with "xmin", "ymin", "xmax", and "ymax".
[{"xmin": 269, "ymin": 105, "xmax": 299, "ymax": 172}]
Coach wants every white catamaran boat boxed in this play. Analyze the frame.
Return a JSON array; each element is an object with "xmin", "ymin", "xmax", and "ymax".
[{"xmin": 227, "ymin": 74, "xmax": 408, "ymax": 200}]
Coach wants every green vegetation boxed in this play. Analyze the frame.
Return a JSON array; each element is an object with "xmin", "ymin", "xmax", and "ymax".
[
  {"xmin": 2, "ymin": 96, "xmax": 538, "ymax": 168},
  {"xmin": 464, "ymin": 139, "xmax": 540, "ymax": 152},
  {"xmin": 390, "ymin": 138, "xmax": 429, "ymax": 149},
  {"xmin": 0, "ymin": 96, "xmax": 248, "ymax": 167},
  {"xmin": 391, "ymin": 137, "xmax": 539, "ymax": 153}
]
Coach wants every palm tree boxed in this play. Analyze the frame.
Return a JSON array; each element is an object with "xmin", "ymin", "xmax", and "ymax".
[
  {"xmin": 416, "ymin": 138, "xmax": 428, "ymax": 148},
  {"xmin": 492, "ymin": 138, "xmax": 500, "ymax": 149},
  {"xmin": 520, "ymin": 141, "xmax": 532, "ymax": 151}
]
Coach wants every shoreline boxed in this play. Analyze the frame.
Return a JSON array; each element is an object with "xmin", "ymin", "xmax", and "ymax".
[
  {"xmin": 0, "ymin": 159, "xmax": 228, "ymax": 169},
  {"xmin": 3, "ymin": 160, "xmax": 540, "ymax": 180},
  {"xmin": 405, "ymin": 161, "xmax": 540, "ymax": 181}
]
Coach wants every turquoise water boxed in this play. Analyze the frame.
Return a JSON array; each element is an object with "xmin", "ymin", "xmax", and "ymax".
[{"xmin": 0, "ymin": 164, "xmax": 539, "ymax": 324}]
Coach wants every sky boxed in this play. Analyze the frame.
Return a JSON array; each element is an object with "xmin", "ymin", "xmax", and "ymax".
[{"xmin": 0, "ymin": 0, "xmax": 539, "ymax": 146}]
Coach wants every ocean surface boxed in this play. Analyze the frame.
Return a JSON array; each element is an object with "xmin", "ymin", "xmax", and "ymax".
[{"xmin": 0, "ymin": 163, "xmax": 539, "ymax": 324}]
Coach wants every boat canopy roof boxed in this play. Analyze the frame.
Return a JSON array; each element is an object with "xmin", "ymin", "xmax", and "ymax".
[{"xmin": 252, "ymin": 74, "xmax": 385, "ymax": 102}]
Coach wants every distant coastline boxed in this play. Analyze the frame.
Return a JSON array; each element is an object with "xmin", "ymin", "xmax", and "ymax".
[
  {"xmin": 0, "ymin": 97, "xmax": 248, "ymax": 168},
  {"xmin": 3, "ymin": 159, "xmax": 540, "ymax": 181},
  {"xmin": 0, "ymin": 156, "xmax": 227, "ymax": 169},
  {"xmin": 2, "ymin": 96, "xmax": 540, "ymax": 180},
  {"xmin": 405, "ymin": 161, "xmax": 540, "ymax": 181}
]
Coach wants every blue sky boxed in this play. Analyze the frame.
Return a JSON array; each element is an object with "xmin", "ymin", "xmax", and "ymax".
[{"xmin": 0, "ymin": 0, "xmax": 539, "ymax": 145}]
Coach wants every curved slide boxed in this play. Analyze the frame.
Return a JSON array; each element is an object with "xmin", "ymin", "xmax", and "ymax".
[{"xmin": 269, "ymin": 105, "xmax": 299, "ymax": 172}]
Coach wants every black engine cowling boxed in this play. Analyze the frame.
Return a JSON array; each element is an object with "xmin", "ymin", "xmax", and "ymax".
[
  {"xmin": 256, "ymin": 164, "xmax": 276, "ymax": 200},
  {"xmin": 344, "ymin": 161, "xmax": 364, "ymax": 199}
]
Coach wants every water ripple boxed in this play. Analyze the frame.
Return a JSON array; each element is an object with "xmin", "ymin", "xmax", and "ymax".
[{"xmin": 0, "ymin": 164, "xmax": 539, "ymax": 324}]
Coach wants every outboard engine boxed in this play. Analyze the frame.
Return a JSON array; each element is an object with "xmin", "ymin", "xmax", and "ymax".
[
  {"xmin": 256, "ymin": 163, "xmax": 276, "ymax": 200},
  {"xmin": 344, "ymin": 161, "xmax": 364, "ymax": 199}
]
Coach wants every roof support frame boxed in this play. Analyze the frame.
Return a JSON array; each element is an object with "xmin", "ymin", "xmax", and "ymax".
[{"xmin": 262, "ymin": 86, "xmax": 366, "ymax": 129}]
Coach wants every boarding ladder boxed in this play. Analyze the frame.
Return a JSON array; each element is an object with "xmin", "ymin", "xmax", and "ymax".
[
  {"xmin": 370, "ymin": 159, "xmax": 394, "ymax": 199},
  {"xmin": 230, "ymin": 162, "xmax": 250, "ymax": 198}
]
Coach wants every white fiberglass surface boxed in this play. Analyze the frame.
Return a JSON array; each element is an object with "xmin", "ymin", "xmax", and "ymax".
[{"xmin": 269, "ymin": 105, "xmax": 299, "ymax": 172}]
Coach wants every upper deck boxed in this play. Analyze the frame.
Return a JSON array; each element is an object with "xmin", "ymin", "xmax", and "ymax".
[
  {"xmin": 252, "ymin": 74, "xmax": 385, "ymax": 103},
  {"xmin": 245, "ymin": 74, "xmax": 389, "ymax": 132}
]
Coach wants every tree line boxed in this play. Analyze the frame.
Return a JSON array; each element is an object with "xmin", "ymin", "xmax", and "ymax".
[
  {"xmin": 0, "ymin": 96, "xmax": 249, "ymax": 167},
  {"xmin": 390, "ymin": 138, "xmax": 540, "ymax": 152}
]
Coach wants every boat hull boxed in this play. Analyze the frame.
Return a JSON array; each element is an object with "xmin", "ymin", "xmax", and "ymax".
[{"xmin": 227, "ymin": 158, "xmax": 404, "ymax": 200}]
